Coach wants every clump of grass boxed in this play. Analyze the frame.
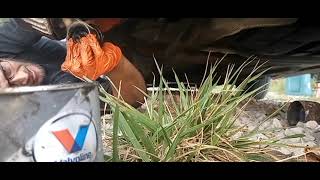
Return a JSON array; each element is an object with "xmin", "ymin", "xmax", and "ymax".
[{"xmin": 98, "ymin": 56, "xmax": 293, "ymax": 162}]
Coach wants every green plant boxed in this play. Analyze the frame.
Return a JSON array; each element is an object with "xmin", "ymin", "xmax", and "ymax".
[{"xmin": 97, "ymin": 56, "xmax": 298, "ymax": 162}]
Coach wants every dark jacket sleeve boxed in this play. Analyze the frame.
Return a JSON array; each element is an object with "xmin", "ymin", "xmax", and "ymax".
[{"xmin": 0, "ymin": 18, "xmax": 42, "ymax": 58}]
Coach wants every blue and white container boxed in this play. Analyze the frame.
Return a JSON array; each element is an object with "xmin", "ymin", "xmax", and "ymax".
[{"xmin": 0, "ymin": 83, "xmax": 104, "ymax": 162}]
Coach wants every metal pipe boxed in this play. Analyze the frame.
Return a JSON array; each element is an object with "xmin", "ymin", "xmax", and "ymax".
[{"xmin": 287, "ymin": 100, "xmax": 320, "ymax": 126}]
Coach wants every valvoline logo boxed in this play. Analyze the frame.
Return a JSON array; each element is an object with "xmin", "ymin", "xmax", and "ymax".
[
  {"xmin": 52, "ymin": 125, "xmax": 89, "ymax": 153},
  {"xmin": 33, "ymin": 112, "xmax": 98, "ymax": 162}
]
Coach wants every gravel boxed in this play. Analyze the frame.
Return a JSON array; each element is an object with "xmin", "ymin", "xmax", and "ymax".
[{"xmin": 235, "ymin": 97, "xmax": 319, "ymax": 158}]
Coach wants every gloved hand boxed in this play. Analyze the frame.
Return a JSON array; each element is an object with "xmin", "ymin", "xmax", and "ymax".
[
  {"xmin": 61, "ymin": 33, "xmax": 122, "ymax": 80},
  {"xmin": 67, "ymin": 21, "xmax": 104, "ymax": 44}
]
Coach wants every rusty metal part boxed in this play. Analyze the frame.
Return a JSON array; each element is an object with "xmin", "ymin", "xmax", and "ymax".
[
  {"xmin": 287, "ymin": 100, "xmax": 320, "ymax": 126},
  {"xmin": 17, "ymin": 18, "xmax": 67, "ymax": 40},
  {"xmin": 21, "ymin": 18, "xmax": 53, "ymax": 35}
]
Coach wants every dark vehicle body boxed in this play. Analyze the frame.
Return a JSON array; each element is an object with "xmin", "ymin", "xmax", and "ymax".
[{"xmin": 20, "ymin": 18, "xmax": 320, "ymax": 98}]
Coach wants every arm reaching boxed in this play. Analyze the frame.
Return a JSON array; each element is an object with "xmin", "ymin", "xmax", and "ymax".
[{"xmin": 107, "ymin": 54, "xmax": 146, "ymax": 107}]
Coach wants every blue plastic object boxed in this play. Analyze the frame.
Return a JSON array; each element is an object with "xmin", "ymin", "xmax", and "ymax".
[{"xmin": 285, "ymin": 74, "xmax": 313, "ymax": 96}]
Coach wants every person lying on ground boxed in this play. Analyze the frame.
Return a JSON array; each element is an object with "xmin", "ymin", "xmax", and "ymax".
[{"xmin": 0, "ymin": 18, "xmax": 146, "ymax": 107}]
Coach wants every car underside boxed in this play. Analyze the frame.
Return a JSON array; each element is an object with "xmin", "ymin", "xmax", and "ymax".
[{"xmin": 20, "ymin": 18, "xmax": 320, "ymax": 98}]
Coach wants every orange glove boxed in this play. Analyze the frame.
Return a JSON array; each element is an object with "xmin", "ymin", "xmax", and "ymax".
[{"xmin": 61, "ymin": 33, "xmax": 122, "ymax": 80}]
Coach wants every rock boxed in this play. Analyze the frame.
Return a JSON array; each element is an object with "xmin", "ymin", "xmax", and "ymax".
[
  {"xmin": 291, "ymin": 148, "xmax": 306, "ymax": 156},
  {"xmin": 275, "ymin": 131, "xmax": 286, "ymax": 139},
  {"xmin": 278, "ymin": 139, "xmax": 317, "ymax": 156},
  {"xmin": 236, "ymin": 98, "xmax": 320, "ymax": 158},
  {"xmin": 313, "ymin": 131, "xmax": 320, "ymax": 145},
  {"xmin": 274, "ymin": 142, "xmax": 304, "ymax": 156},
  {"xmin": 278, "ymin": 111, "xmax": 287, "ymax": 121},
  {"xmin": 280, "ymin": 119, "xmax": 290, "ymax": 128},
  {"xmin": 277, "ymin": 147, "xmax": 293, "ymax": 156},
  {"xmin": 296, "ymin": 122, "xmax": 305, "ymax": 128},
  {"xmin": 247, "ymin": 123, "xmax": 256, "ymax": 131},
  {"xmin": 237, "ymin": 115, "xmax": 251, "ymax": 125},
  {"xmin": 305, "ymin": 121, "xmax": 319, "ymax": 130},
  {"xmin": 271, "ymin": 118, "xmax": 283, "ymax": 129},
  {"xmin": 279, "ymin": 137, "xmax": 303, "ymax": 144},
  {"xmin": 304, "ymin": 128, "xmax": 314, "ymax": 135},
  {"xmin": 304, "ymin": 141, "xmax": 317, "ymax": 147},
  {"xmin": 284, "ymin": 127, "xmax": 305, "ymax": 137},
  {"xmin": 258, "ymin": 120, "xmax": 272, "ymax": 131},
  {"xmin": 248, "ymin": 133, "xmax": 269, "ymax": 141},
  {"xmin": 230, "ymin": 131, "xmax": 243, "ymax": 141},
  {"xmin": 233, "ymin": 119, "xmax": 242, "ymax": 127},
  {"xmin": 256, "ymin": 113, "xmax": 267, "ymax": 122},
  {"xmin": 314, "ymin": 126, "xmax": 320, "ymax": 133},
  {"xmin": 302, "ymin": 135, "xmax": 316, "ymax": 142}
]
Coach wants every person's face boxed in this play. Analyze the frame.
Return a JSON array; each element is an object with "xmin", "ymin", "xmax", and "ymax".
[{"xmin": 0, "ymin": 60, "xmax": 45, "ymax": 88}]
